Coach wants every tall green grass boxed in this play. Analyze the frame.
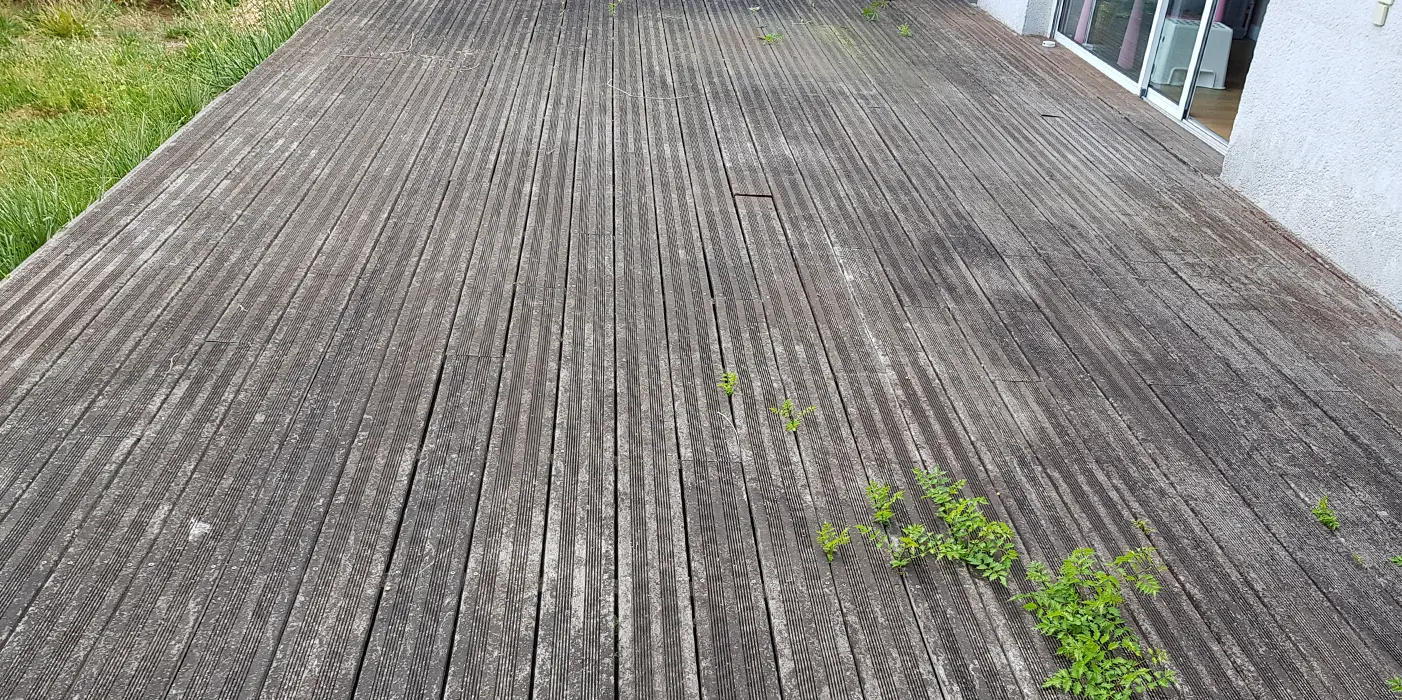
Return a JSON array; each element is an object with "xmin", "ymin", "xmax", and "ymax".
[{"xmin": 0, "ymin": 0, "xmax": 327, "ymax": 278}]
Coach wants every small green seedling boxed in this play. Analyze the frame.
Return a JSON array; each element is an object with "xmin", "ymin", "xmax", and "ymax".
[
  {"xmin": 1133, "ymin": 518, "xmax": 1155, "ymax": 535},
  {"xmin": 817, "ymin": 522, "xmax": 850, "ymax": 561},
  {"xmin": 760, "ymin": 32, "xmax": 783, "ymax": 44},
  {"xmin": 769, "ymin": 399, "xmax": 815, "ymax": 432},
  {"xmin": 1354, "ymin": 552, "xmax": 1366, "ymax": 566},
  {"xmin": 607, "ymin": 1, "xmax": 617, "ymax": 15},
  {"xmin": 717, "ymin": 371, "xmax": 738, "ymax": 396},
  {"xmin": 1312, "ymin": 495, "xmax": 1339, "ymax": 531},
  {"xmin": 861, "ymin": 5, "xmax": 879, "ymax": 21},
  {"xmin": 898, "ymin": 23, "xmax": 911, "ymax": 36},
  {"xmin": 866, "ymin": 481, "xmax": 903, "ymax": 525},
  {"xmin": 1389, "ymin": 676, "xmax": 1402, "ymax": 695},
  {"xmin": 1391, "ymin": 555, "xmax": 1402, "ymax": 567}
]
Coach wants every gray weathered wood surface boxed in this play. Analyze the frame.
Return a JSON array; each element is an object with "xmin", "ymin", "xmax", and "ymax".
[{"xmin": 1, "ymin": 0, "xmax": 1400, "ymax": 697}]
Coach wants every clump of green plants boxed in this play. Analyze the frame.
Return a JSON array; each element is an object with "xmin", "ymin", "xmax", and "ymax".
[
  {"xmin": 769, "ymin": 399, "xmax": 815, "ymax": 432},
  {"xmin": 716, "ymin": 371, "xmax": 738, "ymax": 396},
  {"xmin": 860, "ymin": 4, "xmax": 879, "ymax": 21},
  {"xmin": 759, "ymin": 32, "xmax": 783, "ymax": 44},
  {"xmin": 834, "ymin": 469, "xmax": 1018, "ymax": 581},
  {"xmin": 32, "ymin": 3, "xmax": 96, "ymax": 39},
  {"xmin": 1390, "ymin": 555, "xmax": 1402, "ymax": 567},
  {"xmin": 816, "ymin": 522, "xmax": 850, "ymax": 561},
  {"xmin": 856, "ymin": 521, "xmax": 938, "ymax": 570},
  {"xmin": 915, "ymin": 466, "xmax": 1018, "ymax": 585},
  {"xmin": 606, "ymin": 1, "xmax": 617, "ymax": 15},
  {"xmin": 853, "ymin": 480, "xmax": 923, "ymax": 570},
  {"xmin": 1388, "ymin": 676, "xmax": 1402, "ymax": 695},
  {"xmin": 1312, "ymin": 495, "xmax": 1339, "ymax": 531},
  {"xmin": 1014, "ymin": 548, "xmax": 1178, "ymax": 699},
  {"xmin": 898, "ymin": 23, "xmax": 911, "ymax": 36},
  {"xmin": 1132, "ymin": 518, "xmax": 1154, "ymax": 535}
]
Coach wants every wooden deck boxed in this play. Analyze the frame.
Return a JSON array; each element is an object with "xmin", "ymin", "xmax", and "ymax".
[{"xmin": 1, "ymin": 0, "xmax": 1400, "ymax": 697}]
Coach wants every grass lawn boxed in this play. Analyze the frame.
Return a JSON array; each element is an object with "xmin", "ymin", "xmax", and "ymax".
[{"xmin": 0, "ymin": 0, "xmax": 325, "ymax": 277}]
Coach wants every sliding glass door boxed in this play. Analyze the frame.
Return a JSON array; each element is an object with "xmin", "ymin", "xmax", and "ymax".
[
  {"xmin": 1056, "ymin": 0, "xmax": 1162, "ymax": 88},
  {"xmin": 1143, "ymin": 0, "xmax": 1221, "ymax": 115},
  {"xmin": 1055, "ymin": 0, "xmax": 1240, "ymax": 148}
]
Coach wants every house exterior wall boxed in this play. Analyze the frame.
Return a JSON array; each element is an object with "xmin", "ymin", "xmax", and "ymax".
[
  {"xmin": 1222, "ymin": 0, "xmax": 1402, "ymax": 304},
  {"xmin": 979, "ymin": 0, "xmax": 1057, "ymax": 34}
]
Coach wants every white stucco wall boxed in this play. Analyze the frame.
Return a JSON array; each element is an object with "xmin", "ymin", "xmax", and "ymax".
[
  {"xmin": 1222, "ymin": 0, "xmax": 1402, "ymax": 304},
  {"xmin": 978, "ymin": 0, "xmax": 1057, "ymax": 34}
]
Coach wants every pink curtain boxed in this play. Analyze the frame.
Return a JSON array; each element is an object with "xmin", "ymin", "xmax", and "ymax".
[
  {"xmin": 1074, "ymin": 0, "xmax": 1096, "ymax": 42},
  {"xmin": 1117, "ymin": 0, "xmax": 1145, "ymax": 69}
]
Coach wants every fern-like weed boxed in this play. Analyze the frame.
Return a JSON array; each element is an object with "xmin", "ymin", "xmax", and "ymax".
[
  {"xmin": 716, "ymin": 371, "xmax": 738, "ymax": 396},
  {"xmin": 1014, "ymin": 548, "xmax": 1177, "ymax": 699},
  {"xmin": 817, "ymin": 522, "xmax": 850, "ymax": 561},
  {"xmin": 915, "ymin": 466, "xmax": 1019, "ymax": 585},
  {"xmin": 865, "ymin": 481, "xmax": 902, "ymax": 525},
  {"xmin": 769, "ymin": 399, "xmax": 815, "ymax": 432}
]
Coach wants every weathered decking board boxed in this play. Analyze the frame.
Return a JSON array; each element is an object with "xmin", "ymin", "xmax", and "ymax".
[{"xmin": 2, "ymin": 0, "xmax": 1401, "ymax": 697}]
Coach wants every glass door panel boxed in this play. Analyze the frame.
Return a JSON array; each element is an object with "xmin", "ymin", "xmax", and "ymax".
[
  {"xmin": 1057, "ymin": 0, "xmax": 1160, "ymax": 82},
  {"xmin": 1186, "ymin": 0, "xmax": 1263, "ymax": 141},
  {"xmin": 1145, "ymin": 0, "xmax": 1213, "ymax": 108}
]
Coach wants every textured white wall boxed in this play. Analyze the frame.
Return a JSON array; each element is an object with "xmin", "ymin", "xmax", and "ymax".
[
  {"xmin": 1223, "ymin": 0, "xmax": 1402, "ymax": 304},
  {"xmin": 978, "ymin": 0, "xmax": 1057, "ymax": 34}
]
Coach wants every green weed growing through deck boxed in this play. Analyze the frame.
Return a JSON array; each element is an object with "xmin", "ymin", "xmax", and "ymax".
[
  {"xmin": 607, "ymin": 1, "xmax": 617, "ymax": 16},
  {"xmin": 817, "ymin": 522, "xmax": 850, "ymax": 561},
  {"xmin": 769, "ymin": 399, "xmax": 815, "ymax": 432},
  {"xmin": 1391, "ymin": 555, "xmax": 1402, "ymax": 567},
  {"xmin": 759, "ymin": 32, "xmax": 783, "ymax": 44},
  {"xmin": 856, "ymin": 521, "xmax": 938, "ymax": 570},
  {"xmin": 817, "ymin": 466, "xmax": 1174, "ymax": 695},
  {"xmin": 1312, "ymin": 495, "xmax": 1339, "ymax": 531},
  {"xmin": 861, "ymin": 0, "xmax": 887, "ymax": 21},
  {"xmin": 865, "ymin": 481, "xmax": 902, "ymax": 525},
  {"xmin": 898, "ymin": 23, "xmax": 911, "ymax": 36},
  {"xmin": 915, "ymin": 466, "xmax": 1019, "ymax": 585},
  {"xmin": 1133, "ymin": 518, "xmax": 1154, "ymax": 535},
  {"xmin": 832, "ymin": 468, "xmax": 1019, "ymax": 581},
  {"xmin": 1015, "ymin": 548, "xmax": 1178, "ymax": 699},
  {"xmin": 1388, "ymin": 676, "xmax": 1402, "ymax": 695},
  {"xmin": 717, "ymin": 371, "xmax": 738, "ymax": 396}
]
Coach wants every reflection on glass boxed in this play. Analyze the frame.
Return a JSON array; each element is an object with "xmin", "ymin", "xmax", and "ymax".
[
  {"xmin": 1145, "ymin": 0, "xmax": 1213, "ymax": 105},
  {"xmin": 1057, "ymin": 0, "xmax": 1160, "ymax": 81}
]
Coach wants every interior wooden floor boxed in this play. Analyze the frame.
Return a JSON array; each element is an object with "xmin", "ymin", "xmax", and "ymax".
[
  {"xmin": 0, "ymin": 0, "xmax": 1399, "ymax": 698},
  {"xmin": 1187, "ymin": 37, "xmax": 1256, "ymax": 140}
]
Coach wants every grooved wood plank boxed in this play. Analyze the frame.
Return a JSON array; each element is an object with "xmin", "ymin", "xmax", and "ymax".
[{"xmin": 609, "ymin": 1, "xmax": 701, "ymax": 696}]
